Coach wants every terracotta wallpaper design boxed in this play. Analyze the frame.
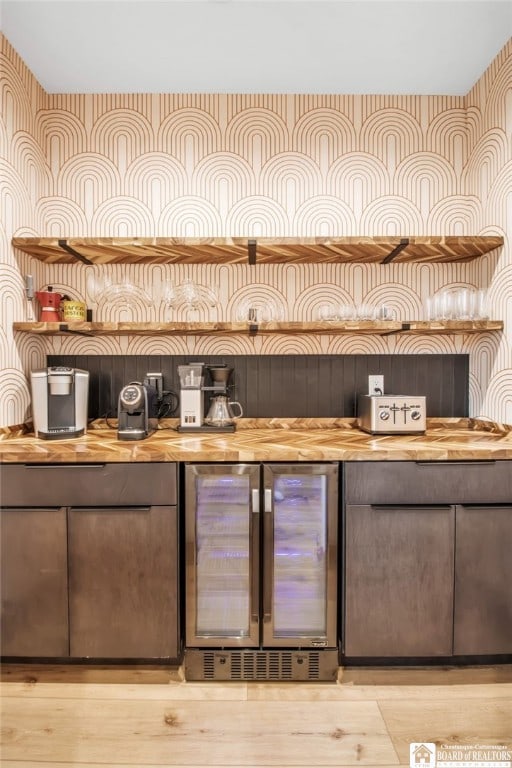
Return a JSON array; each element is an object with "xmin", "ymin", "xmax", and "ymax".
[{"xmin": 1, "ymin": 33, "xmax": 511, "ymax": 426}]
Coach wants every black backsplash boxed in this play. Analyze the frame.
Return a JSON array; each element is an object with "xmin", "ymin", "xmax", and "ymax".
[{"xmin": 48, "ymin": 354, "xmax": 469, "ymax": 420}]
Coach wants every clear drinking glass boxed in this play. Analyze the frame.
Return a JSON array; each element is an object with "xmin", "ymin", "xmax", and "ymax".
[
  {"xmin": 355, "ymin": 303, "xmax": 376, "ymax": 320},
  {"xmin": 474, "ymin": 290, "xmax": 489, "ymax": 319},
  {"xmin": 317, "ymin": 303, "xmax": 337, "ymax": 321},
  {"xmin": 454, "ymin": 288, "xmax": 470, "ymax": 320},
  {"xmin": 436, "ymin": 290, "xmax": 455, "ymax": 320},
  {"xmin": 338, "ymin": 303, "xmax": 356, "ymax": 321}
]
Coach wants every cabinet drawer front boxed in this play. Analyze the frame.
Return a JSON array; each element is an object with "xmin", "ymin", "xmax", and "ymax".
[
  {"xmin": 0, "ymin": 463, "xmax": 177, "ymax": 506},
  {"xmin": 344, "ymin": 460, "xmax": 512, "ymax": 504}
]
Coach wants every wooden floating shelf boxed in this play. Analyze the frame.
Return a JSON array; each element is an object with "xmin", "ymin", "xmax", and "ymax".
[
  {"xmin": 13, "ymin": 320, "xmax": 504, "ymax": 337},
  {"xmin": 11, "ymin": 235, "xmax": 504, "ymax": 265}
]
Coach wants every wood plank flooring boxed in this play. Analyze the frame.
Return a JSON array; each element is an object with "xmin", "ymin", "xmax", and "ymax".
[{"xmin": 1, "ymin": 665, "xmax": 511, "ymax": 768}]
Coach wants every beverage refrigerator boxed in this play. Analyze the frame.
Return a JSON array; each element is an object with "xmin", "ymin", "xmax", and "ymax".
[{"xmin": 184, "ymin": 463, "xmax": 339, "ymax": 681}]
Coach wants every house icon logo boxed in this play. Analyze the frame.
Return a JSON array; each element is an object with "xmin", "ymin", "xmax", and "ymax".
[{"xmin": 410, "ymin": 743, "xmax": 437, "ymax": 768}]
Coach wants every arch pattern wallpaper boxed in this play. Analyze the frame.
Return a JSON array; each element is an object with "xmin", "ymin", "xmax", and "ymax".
[{"xmin": 1, "ymin": 33, "xmax": 511, "ymax": 426}]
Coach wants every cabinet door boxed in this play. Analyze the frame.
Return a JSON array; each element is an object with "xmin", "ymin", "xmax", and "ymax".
[
  {"xmin": 185, "ymin": 464, "xmax": 261, "ymax": 648},
  {"xmin": 263, "ymin": 463, "xmax": 338, "ymax": 648},
  {"xmin": 454, "ymin": 505, "xmax": 512, "ymax": 655},
  {"xmin": 68, "ymin": 505, "xmax": 178, "ymax": 659},
  {"xmin": 0, "ymin": 507, "xmax": 68, "ymax": 657},
  {"xmin": 344, "ymin": 504, "xmax": 455, "ymax": 657}
]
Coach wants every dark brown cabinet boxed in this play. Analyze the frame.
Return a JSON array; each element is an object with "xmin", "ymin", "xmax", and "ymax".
[
  {"xmin": 0, "ymin": 463, "xmax": 179, "ymax": 660},
  {"xmin": 454, "ymin": 505, "xmax": 512, "ymax": 655},
  {"xmin": 343, "ymin": 461, "xmax": 512, "ymax": 658},
  {"xmin": 0, "ymin": 506, "xmax": 69, "ymax": 657},
  {"xmin": 68, "ymin": 504, "xmax": 178, "ymax": 658},
  {"xmin": 344, "ymin": 504, "xmax": 455, "ymax": 657}
]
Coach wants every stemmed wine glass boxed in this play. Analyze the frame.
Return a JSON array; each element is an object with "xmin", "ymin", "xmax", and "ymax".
[
  {"xmin": 153, "ymin": 279, "xmax": 177, "ymax": 318},
  {"xmin": 85, "ymin": 271, "xmax": 112, "ymax": 320}
]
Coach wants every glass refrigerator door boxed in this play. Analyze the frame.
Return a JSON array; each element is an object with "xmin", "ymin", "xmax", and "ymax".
[
  {"xmin": 185, "ymin": 464, "xmax": 260, "ymax": 647},
  {"xmin": 262, "ymin": 464, "xmax": 338, "ymax": 648}
]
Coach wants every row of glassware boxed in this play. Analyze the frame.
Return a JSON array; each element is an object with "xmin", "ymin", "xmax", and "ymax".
[
  {"xmin": 85, "ymin": 274, "xmax": 489, "ymax": 323},
  {"xmin": 305, "ymin": 289, "xmax": 489, "ymax": 323},
  {"xmin": 316, "ymin": 303, "xmax": 396, "ymax": 321},
  {"xmin": 85, "ymin": 274, "xmax": 285, "ymax": 321},
  {"xmin": 424, "ymin": 288, "xmax": 489, "ymax": 321}
]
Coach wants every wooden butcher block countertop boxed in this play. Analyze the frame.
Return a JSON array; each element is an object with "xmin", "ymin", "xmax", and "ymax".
[{"xmin": 1, "ymin": 418, "xmax": 511, "ymax": 463}]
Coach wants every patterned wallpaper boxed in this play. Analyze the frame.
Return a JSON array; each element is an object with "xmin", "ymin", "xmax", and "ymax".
[{"xmin": 1, "ymin": 33, "xmax": 511, "ymax": 427}]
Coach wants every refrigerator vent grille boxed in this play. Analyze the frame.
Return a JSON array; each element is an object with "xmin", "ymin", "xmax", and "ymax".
[
  {"xmin": 198, "ymin": 651, "xmax": 324, "ymax": 681},
  {"xmin": 203, "ymin": 653, "xmax": 215, "ymax": 679},
  {"xmin": 309, "ymin": 653, "xmax": 320, "ymax": 677}
]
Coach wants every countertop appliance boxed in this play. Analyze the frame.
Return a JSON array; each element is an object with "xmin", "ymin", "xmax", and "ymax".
[
  {"xmin": 358, "ymin": 394, "xmax": 426, "ymax": 434},
  {"xmin": 30, "ymin": 366, "xmax": 89, "ymax": 439},
  {"xmin": 184, "ymin": 463, "xmax": 339, "ymax": 681},
  {"xmin": 177, "ymin": 363, "xmax": 241, "ymax": 432},
  {"xmin": 117, "ymin": 381, "xmax": 158, "ymax": 440},
  {"xmin": 35, "ymin": 286, "xmax": 63, "ymax": 322}
]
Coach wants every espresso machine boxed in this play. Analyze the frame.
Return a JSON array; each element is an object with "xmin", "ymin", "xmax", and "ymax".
[
  {"xmin": 177, "ymin": 363, "xmax": 242, "ymax": 432},
  {"xmin": 30, "ymin": 367, "xmax": 89, "ymax": 439},
  {"xmin": 117, "ymin": 381, "xmax": 158, "ymax": 440}
]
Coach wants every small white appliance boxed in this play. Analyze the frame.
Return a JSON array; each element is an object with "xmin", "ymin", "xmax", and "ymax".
[{"xmin": 178, "ymin": 364, "xmax": 206, "ymax": 429}]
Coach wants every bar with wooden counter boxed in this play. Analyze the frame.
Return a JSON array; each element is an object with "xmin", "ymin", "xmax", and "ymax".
[{"xmin": 1, "ymin": 417, "xmax": 511, "ymax": 667}]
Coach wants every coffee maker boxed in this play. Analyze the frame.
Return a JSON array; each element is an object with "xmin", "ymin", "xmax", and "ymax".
[
  {"xmin": 35, "ymin": 286, "xmax": 63, "ymax": 322},
  {"xmin": 117, "ymin": 381, "xmax": 158, "ymax": 440},
  {"xmin": 30, "ymin": 367, "xmax": 89, "ymax": 439},
  {"xmin": 177, "ymin": 363, "xmax": 240, "ymax": 432}
]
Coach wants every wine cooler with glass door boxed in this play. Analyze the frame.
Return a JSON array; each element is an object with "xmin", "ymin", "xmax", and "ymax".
[{"xmin": 184, "ymin": 463, "xmax": 339, "ymax": 681}]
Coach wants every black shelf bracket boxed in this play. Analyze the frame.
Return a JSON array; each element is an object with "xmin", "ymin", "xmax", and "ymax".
[
  {"xmin": 58, "ymin": 323, "xmax": 94, "ymax": 337},
  {"xmin": 58, "ymin": 239, "xmax": 93, "ymax": 265},
  {"xmin": 248, "ymin": 323, "xmax": 259, "ymax": 336},
  {"xmin": 381, "ymin": 322, "xmax": 412, "ymax": 337},
  {"xmin": 382, "ymin": 238, "xmax": 409, "ymax": 264},
  {"xmin": 248, "ymin": 239, "xmax": 257, "ymax": 265}
]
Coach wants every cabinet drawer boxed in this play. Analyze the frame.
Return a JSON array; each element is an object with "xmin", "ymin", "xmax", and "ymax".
[
  {"xmin": 344, "ymin": 460, "xmax": 512, "ymax": 504},
  {"xmin": 0, "ymin": 463, "xmax": 177, "ymax": 507}
]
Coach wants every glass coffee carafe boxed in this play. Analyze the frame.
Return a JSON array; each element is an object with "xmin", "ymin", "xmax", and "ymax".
[{"xmin": 204, "ymin": 395, "xmax": 243, "ymax": 427}]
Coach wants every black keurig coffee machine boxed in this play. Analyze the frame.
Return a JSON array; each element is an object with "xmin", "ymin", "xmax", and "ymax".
[{"xmin": 117, "ymin": 381, "xmax": 158, "ymax": 440}]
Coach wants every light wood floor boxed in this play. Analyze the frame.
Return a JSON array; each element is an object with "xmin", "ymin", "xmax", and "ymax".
[{"xmin": 1, "ymin": 664, "xmax": 511, "ymax": 767}]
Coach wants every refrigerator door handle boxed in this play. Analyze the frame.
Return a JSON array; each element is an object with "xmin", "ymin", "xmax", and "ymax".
[
  {"xmin": 263, "ymin": 507, "xmax": 273, "ymax": 621},
  {"xmin": 250, "ymin": 499, "xmax": 260, "ymax": 622},
  {"xmin": 264, "ymin": 488, "xmax": 272, "ymax": 513}
]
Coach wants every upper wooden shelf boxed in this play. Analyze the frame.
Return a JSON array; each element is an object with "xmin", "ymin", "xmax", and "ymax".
[
  {"xmin": 13, "ymin": 320, "xmax": 504, "ymax": 337},
  {"xmin": 11, "ymin": 236, "xmax": 504, "ymax": 265}
]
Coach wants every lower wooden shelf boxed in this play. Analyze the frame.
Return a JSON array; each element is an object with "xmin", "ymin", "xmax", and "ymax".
[{"xmin": 13, "ymin": 320, "xmax": 504, "ymax": 337}]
